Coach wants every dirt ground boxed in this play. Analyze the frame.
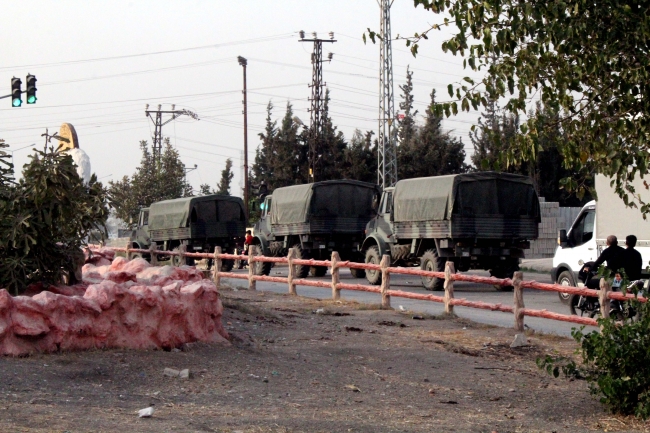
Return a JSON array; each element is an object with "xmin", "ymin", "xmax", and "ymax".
[{"xmin": 1, "ymin": 286, "xmax": 649, "ymax": 433}]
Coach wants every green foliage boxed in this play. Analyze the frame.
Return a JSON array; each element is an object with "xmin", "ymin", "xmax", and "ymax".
[
  {"xmin": 399, "ymin": 89, "xmax": 468, "ymax": 179},
  {"xmin": 405, "ymin": 0, "xmax": 650, "ymax": 212},
  {"xmin": 108, "ymin": 139, "xmax": 192, "ymax": 228},
  {"xmin": 538, "ymin": 289, "xmax": 650, "ymax": 419},
  {"xmin": 342, "ymin": 129, "xmax": 377, "ymax": 183},
  {"xmin": 398, "ymin": 67, "xmax": 418, "ymax": 148},
  {"xmin": 253, "ymin": 101, "xmax": 308, "ymax": 191},
  {"xmin": 216, "ymin": 158, "xmax": 234, "ymax": 196},
  {"xmin": 0, "ymin": 143, "xmax": 109, "ymax": 295}
]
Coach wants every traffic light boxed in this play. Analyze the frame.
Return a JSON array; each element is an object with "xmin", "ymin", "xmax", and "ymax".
[
  {"xmin": 25, "ymin": 74, "xmax": 37, "ymax": 104},
  {"xmin": 11, "ymin": 77, "xmax": 22, "ymax": 107}
]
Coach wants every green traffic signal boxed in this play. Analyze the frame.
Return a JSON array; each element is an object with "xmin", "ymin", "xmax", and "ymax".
[
  {"xmin": 25, "ymin": 74, "xmax": 37, "ymax": 104},
  {"xmin": 11, "ymin": 77, "xmax": 22, "ymax": 107}
]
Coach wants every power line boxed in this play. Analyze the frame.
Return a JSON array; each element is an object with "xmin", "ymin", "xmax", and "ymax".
[{"xmin": 0, "ymin": 33, "xmax": 296, "ymax": 71}]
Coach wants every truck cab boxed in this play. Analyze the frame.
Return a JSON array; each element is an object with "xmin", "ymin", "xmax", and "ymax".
[
  {"xmin": 253, "ymin": 195, "xmax": 273, "ymax": 255},
  {"xmin": 551, "ymin": 201, "xmax": 597, "ymax": 298},
  {"xmin": 132, "ymin": 207, "xmax": 151, "ymax": 249}
]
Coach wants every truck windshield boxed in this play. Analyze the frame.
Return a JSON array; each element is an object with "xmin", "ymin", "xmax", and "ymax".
[{"xmin": 570, "ymin": 210, "xmax": 595, "ymax": 246}]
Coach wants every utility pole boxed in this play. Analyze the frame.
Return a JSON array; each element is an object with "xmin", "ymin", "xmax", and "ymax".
[
  {"xmin": 145, "ymin": 104, "xmax": 199, "ymax": 165},
  {"xmin": 238, "ymin": 56, "xmax": 250, "ymax": 223},
  {"xmin": 377, "ymin": 0, "xmax": 398, "ymax": 188},
  {"xmin": 299, "ymin": 31, "xmax": 336, "ymax": 182}
]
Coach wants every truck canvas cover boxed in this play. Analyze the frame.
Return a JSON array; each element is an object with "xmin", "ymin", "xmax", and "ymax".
[
  {"xmin": 595, "ymin": 173, "xmax": 650, "ymax": 244},
  {"xmin": 149, "ymin": 195, "xmax": 244, "ymax": 230},
  {"xmin": 270, "ymin": 180, "xmax": 379, "ymax": 225},
  {"xmin": 393, "ymin": 172, "xmax": 540, "ymax": 222}
]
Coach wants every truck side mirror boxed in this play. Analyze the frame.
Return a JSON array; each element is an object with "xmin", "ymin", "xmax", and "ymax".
[{"xmin": 559, "ymin": 229, "xmax": 568, "ymax": 247}]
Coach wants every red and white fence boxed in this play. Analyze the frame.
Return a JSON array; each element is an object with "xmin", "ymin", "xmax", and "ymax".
[{"xmin": 93, "ymin": 244, "xmax": 648, "ymax": 331}]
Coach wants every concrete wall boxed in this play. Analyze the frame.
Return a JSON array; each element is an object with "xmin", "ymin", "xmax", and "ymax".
[{"xmin": 525, "ymin": 198, "xmax": 582, "ymax": 259}]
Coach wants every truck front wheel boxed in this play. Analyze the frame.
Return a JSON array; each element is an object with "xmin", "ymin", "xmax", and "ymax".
[
  {"xmin": 557, "ymin": 270, "xmax": 575, "ymax": 304},
  {"xmin": 252, "ymin": 245, "xmax": 272, "ymax": 276},
  {"xmin": 292, "ymin": 245, "xmax": 310, "ymax": 278},
  {"xmin": 420, "ymin": 249, "xmax": 444, "ymax": 291},
  {"xmin": 350, "ymin": 267, "xmax": 366, "ymax": 279},
  {"xmin": 365, "ymin": 246, "xmax": 382, "ymax": 285}
]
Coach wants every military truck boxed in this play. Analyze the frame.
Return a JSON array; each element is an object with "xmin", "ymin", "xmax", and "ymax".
[
  {"xmin": 362, "ymin": 172, "xmax": 540, "ymax": 290},
  {"xmin": 129, "ymin": 194, "xmax": 246, "ymax": 270},
  {"xmin": 253, "ymin": 180, "xmax": 381, "ymax": 277}
]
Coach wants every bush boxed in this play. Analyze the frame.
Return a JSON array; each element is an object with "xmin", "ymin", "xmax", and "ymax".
[
  {"xmin": 538, "ymin": 284, "xmax": 650, "ymax": 419},
  {"xmin": 0, "ymin": 143, "xmax": 109, "ymax": 295}
]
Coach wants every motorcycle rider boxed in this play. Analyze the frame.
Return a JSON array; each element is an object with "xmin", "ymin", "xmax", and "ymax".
[
  {"xmin": 623, "ymin": 234, "xmax": 643, "ymax": 282},
  {"xmin": 582, "ymin": 235, "xmax": 625, "ymax": 289}
]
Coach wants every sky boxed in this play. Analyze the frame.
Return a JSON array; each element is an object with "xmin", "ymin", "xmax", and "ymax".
[{"xmin": 1, "ymin": 0, "xmax": 498, "ymax": 196}]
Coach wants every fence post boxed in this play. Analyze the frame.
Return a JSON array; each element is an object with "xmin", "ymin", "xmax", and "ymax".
[
  {"xmin": 213, "ymin": 246, "xmax": 222, "ymax": 287},
  {"xmin": 178, "ymin": 244, "xmax": 187, "ymax": 267},
  {"xmin": 444, "ymin": 261, "xmax": 455, "ymax": 315},
  {"xmin": 287, "ymin": 248, "xmax": 297, "ymax": 295},
  {"xmin": 599, "ymin": 277, "xmax": 611, "ymax": 320},
  {"xmin": 149, "ymin": 243, "xmax": 158, "ymax": 267},
  {"xmin": 248, "ymin": 246, "xmax": 257, "ymax": 291},
  {"xmin": 513, "ymin": 271, "xmax": 525, "ymax": 332},
  {"xmin": 331, "ymin": 251, "xmax": 341, "ymax": 301},
  {"xmin": 125, "ymin": 244, "xmax": 131, "ymax": 261},
  {"xmin": 380, "ymin": 254, "xmax": 391, "ymax": 309}
]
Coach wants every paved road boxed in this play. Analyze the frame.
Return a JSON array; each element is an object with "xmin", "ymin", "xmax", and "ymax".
[{"xmin": 221, "ymin": 266, "xmax": 595, "ymax": 337}]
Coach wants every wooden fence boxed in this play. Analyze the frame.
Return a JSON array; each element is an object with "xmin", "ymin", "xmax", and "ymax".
[{"xmin": 92, "ymin": 244, "xmax": 649, "ymax": 331}]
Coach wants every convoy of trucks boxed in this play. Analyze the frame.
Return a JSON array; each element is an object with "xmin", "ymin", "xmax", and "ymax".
[
  {"xmin": 361, "ymin": 172, "xmax": 541, "ymax": 290},
  {"xmin": 552, "ymin": 174, "xmax": 650, "ymax": 302},
  {"xmin": 120, "ymin": 172, "xmax": 544, "ymax": 291},
  {"xmin": 252, "ymin": 180, "xmax": 380, "ymax": 278}
]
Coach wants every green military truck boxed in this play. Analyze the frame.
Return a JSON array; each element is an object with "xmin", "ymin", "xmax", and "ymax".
[
  {"xmin": 362, "ymin": 172, "xmax": 540, "ymax": 290},
  {"xmin": 253, "ymin": 180, "xmax": 381, "ymax": 278},
  {"xmin": 130, "ymin": 194, "xmax": 246, "ymax": 270}
]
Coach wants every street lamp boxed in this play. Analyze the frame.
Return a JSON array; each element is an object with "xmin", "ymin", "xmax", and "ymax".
[{"xmin": 238, "ymin": 56, "xmax": 250, "ymax": 223}]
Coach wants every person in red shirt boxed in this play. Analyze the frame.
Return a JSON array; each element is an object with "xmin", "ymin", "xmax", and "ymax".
[
  {"xmin": 244, "ymin": 230, "xmax": 253, "ymax": 252},
  {"xmin": 239, "ymin": 230, "xmax": 254, "ymax": 269}
]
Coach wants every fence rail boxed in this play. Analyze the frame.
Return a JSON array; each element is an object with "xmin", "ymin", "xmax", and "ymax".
[{"xmin": 90, "ymin": 244, "xmax": 648, "ymax": 331}]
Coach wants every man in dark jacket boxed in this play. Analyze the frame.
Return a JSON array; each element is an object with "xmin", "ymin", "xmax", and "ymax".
[
  {"xmin": 622, "ymin": 234, "xmax": 643, "ymax": 281},
  {"xmin": 584, "ymin": 235, "xmax": 625, "ymax": 288}
]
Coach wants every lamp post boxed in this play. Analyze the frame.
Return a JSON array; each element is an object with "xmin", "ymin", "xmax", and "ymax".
[{"xmin": 238, "ymin": 56, "xmax": 250, "ymax": 223}]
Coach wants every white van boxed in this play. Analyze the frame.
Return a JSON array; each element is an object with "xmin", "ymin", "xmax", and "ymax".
[{"xmin": 552, "ymin": 174, "xmax": 650, "ymax": 303}]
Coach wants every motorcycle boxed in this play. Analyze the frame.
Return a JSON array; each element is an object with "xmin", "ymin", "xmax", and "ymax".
[{"xmin": 569, "ymin": 262, "xmax": 647, "ymax": 320}]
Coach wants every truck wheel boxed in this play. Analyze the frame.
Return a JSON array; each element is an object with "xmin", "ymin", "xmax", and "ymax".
[
  {"xmin": 171, "ymin": 247, "xmax": 194, "ymax": 266},
  {"xmin": 364, "ymin": 246, "xmax": 382, "ymax": 285},
  {"xmin": 252, "ymin": 245, "xmax": 272, "ymax": 276},
  {"xmin": 491, "ymin": 267, "xmax": 516, "ymax": 291},
  {"xmin": 221, "ymin": 260, "xmax": 234, "ymax": 272},
  {"xmin": 420, "ymin": 249, "xmax": 444, "ymax": 291},
  {"xmin": 310, "ymin": 266, "xmax": 328, "ymax": 277},
  {"xmin": 293, "ymin": 245, "xmax": 310, "ymax": 278},
  {"xmin": 557, "ymin": 270, "xmax": 575, "ymax": 304},
  {"xmin": 350, "ymin": 267, "xmax": 366, "ymax": 279}
]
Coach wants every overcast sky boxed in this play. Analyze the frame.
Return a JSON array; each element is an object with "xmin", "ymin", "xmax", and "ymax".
[{"xmin": 1, "ymin": 0, "xmax": 493, "ymax": 195}]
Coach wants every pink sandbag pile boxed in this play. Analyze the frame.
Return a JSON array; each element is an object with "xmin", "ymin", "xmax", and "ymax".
[{"xmin": 0, "ymin": 255, "xmax": 229, "ymax": 356}]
